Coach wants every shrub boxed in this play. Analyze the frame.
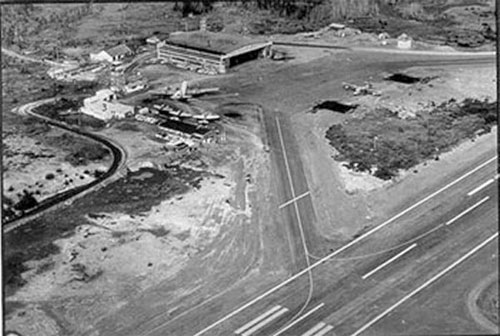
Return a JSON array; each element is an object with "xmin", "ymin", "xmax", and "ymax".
[
  {"xmin": 45, "ymin": 173, "xmax": 55, "ymax": 180},
  {"xmin": 14, "ymin": 191, "xmax": 38, "ymax": 211}
]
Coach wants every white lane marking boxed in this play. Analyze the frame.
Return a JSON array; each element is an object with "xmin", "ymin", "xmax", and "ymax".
[
  {"xmin": 350, "ymin": 232, "xmax": 499, "ymax": 336},
  {"xmin": 272, "ymin": 303, "xmax": 325, "ymax": 336},
  {"xmin": 315, "ymin": 325, "xmax": 334, "ymax": 336},
  {"xmin": 235, "ymin": 306, "xmax": 283, "ymax": 334},
  {"xmin": 279, "ymin": 191, "xmax": 311, "ymax": 209},
  {"xmin": 193, "ymin": 156, "xmax": 497, "ymax": 336},
  {"xmin": 467, "ymin": 179, "xmax": 495, "ymax": 196},
  {"xmin": 302, "ymin": 322, "xmax": 326, "ymax": 336},
  {"xmin": 275, "ymin": 117, "xmax": 312, "ymax": 260},
  {"xmin": 362, "ymin": 243, "xmax": 418, "ymax": 280},
  {"xmin": 240, "ymin": 307, "xmax": 289, "ymax": 336},
  {"xmin": 446, "ymin": 196, "xmax": 490, "ymax": 226},
  {"xmin": 275, "ymin": 116, "xmax": 315, "ymax": 323}
]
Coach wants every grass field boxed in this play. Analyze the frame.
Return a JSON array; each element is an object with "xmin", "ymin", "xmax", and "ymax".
[{"xmin": 325, "ymin": 99, "xmax": 496, "ymax": 179}]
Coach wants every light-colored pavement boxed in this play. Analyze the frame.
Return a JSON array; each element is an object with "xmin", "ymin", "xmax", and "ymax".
[
  {"xmin": 46, "ymin": 50, "xmax": 496, "ymax": 336},
  {"xmin": 129, "ymin": 148, "xmax": 497, "ymax": 336}
]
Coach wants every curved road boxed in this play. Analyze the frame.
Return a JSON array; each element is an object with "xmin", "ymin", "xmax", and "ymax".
[{"xmin": 3, "ymin": 98, "xmax": 128, "ymax": 233}]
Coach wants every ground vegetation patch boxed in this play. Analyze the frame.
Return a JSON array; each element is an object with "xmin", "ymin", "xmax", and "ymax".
[
  {"xmin": 4, "ymin": 166, "xmax": 205, "ymax": 296},
  {"xmin": 312, "ymin": 100, "xmax": 357, "ymax": 113},
  {"xmin": 477, "ymin": 278, "xmax": 499, "ymax": 325},
  {"xmin": 325, "ymin": 98, "xmax": 496, "ymax": 180}
]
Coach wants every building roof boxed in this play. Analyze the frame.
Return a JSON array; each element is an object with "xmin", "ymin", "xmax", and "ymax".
[
  {"xmin": 398, "ymin": 33, "xmax": 411, "ymax": 41},
  {"xmin": 166, "ymin": 31, "xmax": 267, "ymax": 55},
  {"xmin": 105, "ymin": 44, "xmax": 133, "ymax": 57}
]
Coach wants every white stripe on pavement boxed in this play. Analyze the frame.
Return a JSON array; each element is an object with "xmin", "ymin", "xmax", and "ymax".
[
  {"xmin": 315, "ymin": 325, "xmax": 334, "ymax": 336},
  {"xmin": 279, "ymin": 191, "xmax": 311, "ymax": 209},
  {"xmin": 302, "ymin": 322, "xmax": 327, "ymax": 336},
  {"xmin": 467, "ymin": 179, "xmax": 495, "ymax": 196},
  {"xmin": 446, "ymin": 196, "xmax": 490, "ymax": 226},
  {"xmin": 192, "ymin": 156, "xmax": 497, "ymax": 336},
  {"xmin": 241, "ymin": 307, "xmax": 289, "ymax": 336},
  {"xmin": 235, "ymin": 306, "xmax": 283, "ymax": 335},
  {"xmin": 350, "ymin": 232, "xmax": 498, "ymax": 336},
  {"xmin": 362, "ymin": 243, "xmax": 417, "ymax": 280},
  {"xmin": 272, "ymin": 303, "xmax": 325, "ymax": 336}
]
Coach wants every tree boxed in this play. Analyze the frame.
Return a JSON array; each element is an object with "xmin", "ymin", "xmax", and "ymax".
[{"xmin": 14, "ymin": 191, "xmax": 38, "ymax": 211}]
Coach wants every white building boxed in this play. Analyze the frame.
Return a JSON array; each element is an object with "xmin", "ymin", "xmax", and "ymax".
[
  {"xmin": 81, "ymin": 89, "xmax": 133, "ymax": 120},
  {"xmin": 397, "ymin": 33, "xmax": 413, "ymax": 49},
  {"xmin": 90, "ymin": 44, "xmax": 133, "ymax": 63}
]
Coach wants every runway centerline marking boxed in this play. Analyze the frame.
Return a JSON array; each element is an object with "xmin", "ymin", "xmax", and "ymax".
[
  {"xmin": 275, "ymin": 116, "xmax": 312, "ymax": 260},
  {"xmin": 467, "ymin": 179, "xmax": 495, "ymax": 196},
  {"xmin": 362, "ymin": 243, "xmax": 417, "ymax": 280},
  {"xmin": 192, "ymin": 156, "xmax": 496, "ymax": 336},
  {"xmin": 446, "ymin": 196, "xmax": 490, "ymax": 225},
  {"xmin": 235, "ymin": 305, "xmax": 283, "ymax": 335},
  {"xmin": 314, "ymin": 325, "xmax": 334, "ymax": 336},
  {"xmin": 279, "ymin": 191, "xmax": 311, "ymax": 209},
  {"xmin": 302, "ymin": 322, "xmax": 334, "ymax": 336},
  {"xmin": 302, "ymin": 322, "xmax": 326, "ymax": 336},
  {"xmin": 272, "ymin": 303, "xmax": 325, "ymax": 336},
  {"xmin": 239, "ymin": 307, "xmax": 289, "ymax": 336},
  {"xmin": 350, "ymin": 232, "xmax": 498, "ymax": 336}
]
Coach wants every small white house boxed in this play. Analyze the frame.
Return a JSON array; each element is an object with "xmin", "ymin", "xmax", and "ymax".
[
  {"xmin": 146, "ymin": 36, "xmax": 161, "ymax": 45},
  {"xmin": 90, "ymin": 44, "xmax": 133, "ymax": 63},
  {"xmin": 397, "ymin": 33, "xmax": 412, "ymax": 49},
  {"xmin": 81, "ymin": 89, "xmax": 133, "ymax": 120}
]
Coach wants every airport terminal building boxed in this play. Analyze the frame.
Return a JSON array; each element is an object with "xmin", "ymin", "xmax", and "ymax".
[{"xmin": 156, "ymin": 31, "xmax": 272, "ymax": 74}]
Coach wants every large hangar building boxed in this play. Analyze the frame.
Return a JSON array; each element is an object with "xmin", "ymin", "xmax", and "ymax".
[{"xmin": 156, "ymin": 31, "xmax": 272, "ymax": 74}]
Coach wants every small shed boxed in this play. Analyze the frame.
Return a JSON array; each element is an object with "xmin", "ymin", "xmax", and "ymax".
[
  {"xmin": 397, "ymin": 33, "xmax": 412, "ymax": 49},
  {"xmin": 146, "ymin": 36, "xmax": 161, "ymax": 45}
]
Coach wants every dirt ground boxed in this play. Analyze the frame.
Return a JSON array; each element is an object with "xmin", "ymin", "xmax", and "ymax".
[
  {"xmin": 3, "ymin": 26, "xmax": 497, "ymax": 335},
  {"xmin": 2, "ymin": 124, "xmax": 112, "ymax": 210},
  {"xmin": 295, "ymin": 62, "xmax": 496, "ymax": 238},
  {"xmin": 4, "ymin": 102, "xmax": 272, "ymax": 335}
]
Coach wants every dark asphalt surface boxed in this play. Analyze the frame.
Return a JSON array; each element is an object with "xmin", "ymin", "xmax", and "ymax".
[
  {"xmin": 72, "ymin": 51, "xmax": 497, "ymax": 336},
  {"xmin": 3, "ymin": 102, "xmax": 125, "ymax": 231},
  {"xmin": 212, "ymin": 159, "xmax": 497, "ymax": 336},
  {"xmin": 131, "ymin": 114, "xmax": 497, "ymax": 336}
]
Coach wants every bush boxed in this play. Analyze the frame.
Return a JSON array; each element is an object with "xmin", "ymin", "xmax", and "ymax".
[
  {"xmin": 325, "ymin": 98, "xmax": 496, "ymax": 180},
  {"xmin": 45, "ymin": 173, "xmax": 55, "ymax": 180},
  {"xmin": 14, "ymin": 191, "xmax": 38, "ymax": 211}
]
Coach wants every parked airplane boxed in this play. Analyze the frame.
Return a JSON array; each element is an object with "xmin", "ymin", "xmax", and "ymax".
[{"xmin": 342, "ymin": 82, "xmax": 381, "ymax": 96}]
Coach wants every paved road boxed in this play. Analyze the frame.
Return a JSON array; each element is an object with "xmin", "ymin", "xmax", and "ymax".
[
  {"xmin": 144, "ymin": 50, "xmax": 496, "ymax": 335},
  {"xmin": 185, "ymin": 156, "xmax": 497, "ymax": 336},
  {"xmin": 123, "ymin": 116, "xmax": 497, "ymax": 336},
  {"xmin": 3, "ymin": 99, "xmax": 128, "ymax": 232},
  {"xmin": 1, "ymin": 47, "xmax": 46, "ymax": 64},
  {"xmin": 76, "ymin": 51, "xmax": 496, "ymax": 336}
]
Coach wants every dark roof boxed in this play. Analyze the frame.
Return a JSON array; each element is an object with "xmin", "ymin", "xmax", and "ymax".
[
  {"xmin": 106, "ymin": 44, "xmax": 133, "ymax": 57},
  {"xmin": 159, "ymin": 119, "xmax": 210, "ymax": 135},
  {"xmin": 167, "ymin": 31, "xmax": 266, "ymax": 55}
]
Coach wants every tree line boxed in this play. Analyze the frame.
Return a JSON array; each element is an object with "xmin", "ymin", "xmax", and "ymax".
[{"xmin": 174, "ymin": 0, "xmax": 384, "ymax": 19}]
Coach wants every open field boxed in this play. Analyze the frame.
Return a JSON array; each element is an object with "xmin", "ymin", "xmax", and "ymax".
[
  {"xmin": 4, "ymin": 99, "xmax": 273, "ymax": 335},
  {"xmin": 325, "ymin": 98, "xmax": 496, "ymax": 179},
  {"xmin": 2, "ymin": 2, "xmax": 498, "ymax": 335},
  {"xmin": 2, "ymin": 118, "xmax": 112, "ymax": 220}
]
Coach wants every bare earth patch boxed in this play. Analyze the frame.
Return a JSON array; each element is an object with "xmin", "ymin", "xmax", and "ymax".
[{"xmin": 3, "ymin": 126, "xmax": 111, "ymax": 209}]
